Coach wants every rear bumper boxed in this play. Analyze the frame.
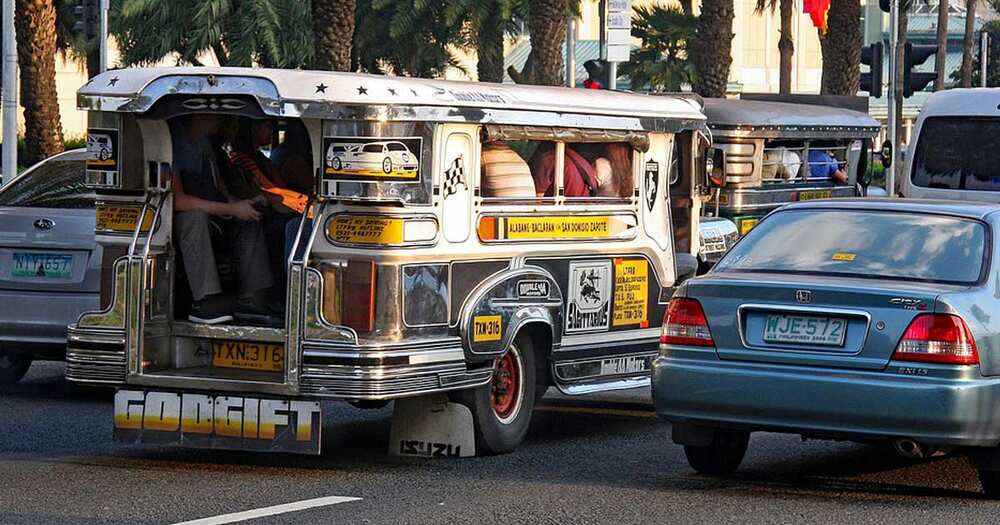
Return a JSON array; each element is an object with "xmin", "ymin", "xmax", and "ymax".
[
  {"xmin": 0, "ymin": 290, "xmax": 98, "ymax": 349},
  {"xmin": 652, "ymin": 347, "xmax": 1000, "ymax": 447}
]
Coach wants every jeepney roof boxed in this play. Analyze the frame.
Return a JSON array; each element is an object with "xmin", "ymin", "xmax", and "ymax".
[
  {"xmin": 77, "ymin": 67, "xmax": 706, "ymax": 132},
  {"xmin": 703, "ymin": 98, "xmax": 880, "ymax": 138},
  {"xmin": 916, "ymin": 88, "xmax": 1000, "ymax": 120}
]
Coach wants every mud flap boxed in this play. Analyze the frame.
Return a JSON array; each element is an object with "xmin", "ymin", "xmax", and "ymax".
[{"xmin": 388, "ymin": 394, "xmax": 476, "ymax": 458}]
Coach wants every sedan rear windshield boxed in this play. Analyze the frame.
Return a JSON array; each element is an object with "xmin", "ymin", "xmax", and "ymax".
[
  {"xmin": 912, "ymin": 117, "xmax": 1000, "ymax": 191},
  {"xmin": 715, "ymin": 209, "xmax": 988, "ymax": 284}
]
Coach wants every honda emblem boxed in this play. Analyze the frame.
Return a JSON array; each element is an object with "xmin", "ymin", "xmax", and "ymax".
[{"xmin": 795, "ymin": 290, "xmax": 812, "ymax": 304}]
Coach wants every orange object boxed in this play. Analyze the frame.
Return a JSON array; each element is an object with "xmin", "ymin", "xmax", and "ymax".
[{"xmin": 803, "ymin": 0, "xmax": 831, "ymax": 34}]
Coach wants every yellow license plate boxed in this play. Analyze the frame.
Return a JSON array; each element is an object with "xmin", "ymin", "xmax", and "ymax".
[
  {"xmin": 797, "ymin": 190, "xmax": 832, "ymax": 201},
  {"xmin": 96, "ymin": 204, "xmax": 154, "ymax": 233},
  {"xmin": 212, "ymin": 341, "xmax": 284, "ymax": 372}
]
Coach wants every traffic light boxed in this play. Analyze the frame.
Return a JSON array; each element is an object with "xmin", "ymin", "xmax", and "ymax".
[
  {"xmin": 73, "ymin": 0, "xmax": 100, "ymax": 42},
  {"xmin": 583, "ymin": 59, "xmax": 610, "ymax": 90},
  {"xmin": 860, "ymin": 42, "xmax": 883, "ymax": 98},
  {"xmin": 903, "ymin": 41, "xmax": 938, "ymax": 97}
]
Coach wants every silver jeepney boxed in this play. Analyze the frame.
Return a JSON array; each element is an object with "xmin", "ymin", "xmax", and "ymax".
[{"xmin": 66, "ymin": 67, "xmax": 708, "ymax": 455}]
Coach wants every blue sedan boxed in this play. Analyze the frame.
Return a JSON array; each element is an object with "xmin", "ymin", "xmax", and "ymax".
[{"xmin": 652, "ymin": 199, "xmax": 1000, "ymax": 496}]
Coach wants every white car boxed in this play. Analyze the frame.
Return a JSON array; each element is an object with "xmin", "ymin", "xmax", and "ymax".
[
  {"xmin": 329, "ymin": 141, "xmax": 418, "ymax": 174},
  {"xmin": 87, "ymin": 134, "xmax": 114, "ymax": 161}
]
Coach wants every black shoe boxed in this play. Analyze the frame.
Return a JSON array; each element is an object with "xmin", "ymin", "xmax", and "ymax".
[{"xmin": 188, "ymin": 295, "xmax": 234, "ymax": 324}]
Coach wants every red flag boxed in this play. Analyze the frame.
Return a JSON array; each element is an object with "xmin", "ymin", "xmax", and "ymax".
[{"xmin": 804, "ymin": 0, "xmax": 831, "ymax": 34}]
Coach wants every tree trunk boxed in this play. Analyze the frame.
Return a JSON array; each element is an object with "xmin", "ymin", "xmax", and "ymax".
[
  {"xmin": 819, "ymin": 0, "xmax": 862, "ymax": 95},
  {"xmin": 961, "ymin": 0, "xmax": 976, "ymax": 87},
  {"xmin": 934, "ymin": 0, "xmax": 949, "ymax": 90},
  {"xmin": 312, "ymin": 0, "xmax": 356, "ymax": 71},
  {"xmin": 692, "ymin": 0, "xmax": 734, "ymax": 97},
  {"xmin": 778, "ymin": 0, "xmax": 795, "ymax": 94},
  {"xmin": 477, "ymin": 5, "xmax": 505, "ymax": 83},
  {"xmin": 15, "ymin": 0, "xmax": 64, "ymax": 166},
  {"xmin": 527, "ymin": 0, "xmax": 568, "ymax": 86}
]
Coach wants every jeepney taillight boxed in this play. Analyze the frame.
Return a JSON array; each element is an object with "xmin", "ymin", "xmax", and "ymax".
[{"xmin": 342, "ymin": 261, "xmax": 376, "ymax": 333}]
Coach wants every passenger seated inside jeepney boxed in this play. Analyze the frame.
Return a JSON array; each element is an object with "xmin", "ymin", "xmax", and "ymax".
[
  {"xmin": 807, "ymin": 148, "xmax": 848, "ymax": 184},
  {"xmin": 762, "ymin": 146, "xmax": 802, "ymax": 180},
  {"xmin": 591, "ymin": 143, "xmax": 633, "ymax": 198},
  {"xmin": 480, "ymin": 141, "xmax": 536, "ymax": 198},
  {"xmin": 171, "ymin": 114, "xmax": 276, "ymax": 325},
  {"xmin": 530, "ymin": 143, "xmax": 598, "ymax": 197}
]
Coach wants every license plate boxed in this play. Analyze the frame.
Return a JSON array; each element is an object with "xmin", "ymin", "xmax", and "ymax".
[
  {"xmin": 763, "ymin": 314, "xmax": 847, "ymax": 346},
  {"xmin": 113, "ymin": 390, "xmax": 322, "ymax": 455},
  {"xmin": 12, "ymin": 252, "xmax": 73, "ymax": 278},
  {"xmin": 600, "ymin": 355, "xmax": 651, "ymax": 376},
  {"xmin": 212, "ymin": 341, "xmax": 284, "ymax": 372},
  {"xmin": 798, "ymin": 190, "xmax": 833, "ymax": 201}
]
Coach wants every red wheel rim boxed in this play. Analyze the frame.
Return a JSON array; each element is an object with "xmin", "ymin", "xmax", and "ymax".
[{"xmin": 491, "ymin": 348, "xmax": 521, "ymax": 422}]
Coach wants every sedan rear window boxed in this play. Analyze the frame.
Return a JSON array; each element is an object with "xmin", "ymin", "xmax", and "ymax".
[
  {"xmin": 0, "ymin": 159, "xmax": 93, "ymax": 209},
  {"xmin": 715, "ymin": 209, "xmax": 988, "ymax": 284}
]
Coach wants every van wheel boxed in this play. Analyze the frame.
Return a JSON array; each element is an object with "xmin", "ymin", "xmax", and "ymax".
[
  {"xmin": 0, "ymin": 352, "xmax": 31, "ymax": 385},
  {"xmin": 979, "ymin": 469, "xmax": 1000, "ymax": 498},
  {"xmin": 683, "ymin": 429, "xmax": 750, "ymax": 475},
  {"xmin": 451, "ymin": 335, "xmax": 536, "ymax": 455},
  {"xmin": 382, "ymin": 157, "xmax": 393, "ymax": 173},
  {"xmin": 332, "ymin": 157, "xmax": 342, "ymax": 171}
]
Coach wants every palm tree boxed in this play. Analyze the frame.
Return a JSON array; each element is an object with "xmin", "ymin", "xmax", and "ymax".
[
  {"xmin": 961, "ymin": 0, "xmax": 977, "ymax": 87},
  {"xmin": 311, "ymin": 0, "xmax": 355, "ymax": 71},
  {"xmin": 934, "ymin": 0, "xmax": 949, "ymax": 90},
  {"xmin": 692, "ymin": 0, "xmax": 734, "ymax": 97},
  {"xmin": 353, "ymin": 0, "xmax": 467, "ymax": 78},
  {"xmin": 818, "ymin": 0, "xmax": 861, "ymax": 95},
  {"xmin": 620, "ymin": 3, "xmax": 697, "ymax": 92},
  {"xmin": 527, "ymin": 0, "xmax": 569, "ymax": 86},
  {"xmin": 444, "ymin": 0, "xmax": 524, "ymax": 83},
  {"xmin": 111, "ymin": 0, "xmax": 314, "ymax": 68},
  {"xmin": 15, "ymin": 0, "xmax": 65, "ymax": 166},
  {"xmin": 754, "ymin": 0, "xmax": 795, "ymax": 94}
]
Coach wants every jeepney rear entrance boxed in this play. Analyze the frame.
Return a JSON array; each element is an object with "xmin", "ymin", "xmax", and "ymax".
[{"xmin": 66, "ymin": 68, "xmax": 707, "ymax": 456}]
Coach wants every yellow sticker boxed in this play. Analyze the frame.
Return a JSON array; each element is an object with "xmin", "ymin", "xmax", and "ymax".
[
  {"xmin": 832, "ymin": 252, "xmax": 857, "ymax": 261},
  {"xmin": 738, "ymin": 218, "xmax": 759, "ymax": 235},
  {"xmin": 472, "ymin": 315, "xmax": 503, "ymax": 342},
  {"xmin": 95, "ymin": 204, "xmax": 154, "ymax": 233},
  {"xmin": 798, "ymin": 190, "xmax": 833, "ymax": 201},
  {"xmin": 328, "ymin": 215, "xmax": 404, "ymax": 245},
  {"xmin": 613, "ymin": 259, "xmax": 649, "ymax": 327}
]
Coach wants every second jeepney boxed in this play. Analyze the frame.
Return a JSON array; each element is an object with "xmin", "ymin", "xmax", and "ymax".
[{"xmin": 65, "ymin": 67, "xmax": 709, "ymax": 455}]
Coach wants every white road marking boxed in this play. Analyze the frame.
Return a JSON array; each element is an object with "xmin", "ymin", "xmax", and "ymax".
[{"xmin": 171, "ymin": 496, "xmax": 362, "ymax": 525}]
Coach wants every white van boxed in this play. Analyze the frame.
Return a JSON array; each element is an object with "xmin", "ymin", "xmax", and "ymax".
[{"xmin": 900, "ymin": 88, "xmax": 1000, "ymax": 200}]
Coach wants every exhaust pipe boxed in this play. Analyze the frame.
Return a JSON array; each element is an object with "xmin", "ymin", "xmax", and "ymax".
[{"xmin": 893, "ymin": 439, "xmax": 947, "ymax": 459}]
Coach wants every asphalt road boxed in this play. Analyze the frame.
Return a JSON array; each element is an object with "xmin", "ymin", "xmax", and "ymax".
[{"xmin": 1, "ymin": 362, "xmax": 998, "ymax": 525}]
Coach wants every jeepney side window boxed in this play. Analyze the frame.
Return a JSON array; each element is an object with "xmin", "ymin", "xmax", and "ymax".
[
  {"xmin": 480, "ymin": 140, "xmax": 555, "ymax": 204},
  {"xmin": 563, "ymin": 142, "xmax": 635, "ymax": 202},
  {"xmin": 803, "ymin": 141, "xmax": 848, "ymax": 181},
  {"xmin": 761, "ymin": 141, "xmax": 805, "ymax": 182}
]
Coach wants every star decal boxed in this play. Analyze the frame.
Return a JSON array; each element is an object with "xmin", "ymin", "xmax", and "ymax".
[
  {"xmin": 108, "ymin": 76, "xmax": 119, "ymax": 87},
  {"xmin": 388, "ymin": 88, "xmax": 397, "ymax": 96},
  {"xmin": 357, "ymin": 86, "xmax": 368, "ymax": 95},
  {"xmin": 315, "ymin": 83, "xmax": 328, "ymax": 93}
]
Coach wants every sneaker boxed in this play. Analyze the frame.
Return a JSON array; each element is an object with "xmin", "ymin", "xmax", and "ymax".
[{"xmin": 188, "ymin": 295, "xmax": 234, "ymax": 324}]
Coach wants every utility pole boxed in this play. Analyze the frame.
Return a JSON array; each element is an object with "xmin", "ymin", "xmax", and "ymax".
[
  {"xmin": 99, "ymin": 0, "xmax": 109, "ymax": 72},
  {"xmin": 1, "ymin": 0, "xmax": 16, "ymax": 186},
  {"xmin": 982, "ymin": 31, "xmax": 990, "ymax": 88},
  {"xmin": 566, "ymin": 17, "xmax": 576, "ymax": 87},
  {"xmin": 886, "ymin": 0, "xmax": 899, "ymax": 197}
]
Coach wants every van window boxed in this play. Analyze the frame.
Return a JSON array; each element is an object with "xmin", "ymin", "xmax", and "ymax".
[{"xmin": 912, "ymin": 117, "xmax": 1000, "ymax": 191}]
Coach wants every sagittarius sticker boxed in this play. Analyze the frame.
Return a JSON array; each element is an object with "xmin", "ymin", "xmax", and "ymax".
[{"xmin": 566, "ymin": 261, "xmax": 612, "ymax": 333}]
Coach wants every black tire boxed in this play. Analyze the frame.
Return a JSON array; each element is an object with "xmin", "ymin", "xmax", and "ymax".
[
  {"xmin": 382, "ymin": 157, "xmax": 393, "ymax": 173},
  {"xmin": 0, "ymin": 352, "xmax": 32, "ymax": 385},
  {"xmin": 451, "ymin": 335, "xmax": 536, "ymax": 455},
  {"xmin": 332, "ymin": 157, "xmax": 342, "ymax": 171},
  {"xmin": 684, "ymin": 429, "xmax": 750, "ymax": 475},
  {"xmin": 979, "ymin": 469, "xmax": 1000, "ymax": 498}
]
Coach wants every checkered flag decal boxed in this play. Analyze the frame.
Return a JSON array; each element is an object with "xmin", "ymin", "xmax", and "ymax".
[{"xmin": 443, "ymin": 155, "xmax": 466, "ymax": 197}]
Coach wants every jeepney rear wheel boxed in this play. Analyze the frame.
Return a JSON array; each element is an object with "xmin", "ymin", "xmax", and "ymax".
[
  {"xmin": 0, "ymin": 351, "xmax": 31, "ymax": 385},
  {"xmin": 451, "ymin": 334, "xmax": 536, "ymax": 455}
]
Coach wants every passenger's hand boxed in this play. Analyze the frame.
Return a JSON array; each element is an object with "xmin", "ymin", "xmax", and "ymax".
[{"xmin": 229, "ymin": 200, "xmax": 262, "ymax": 221}]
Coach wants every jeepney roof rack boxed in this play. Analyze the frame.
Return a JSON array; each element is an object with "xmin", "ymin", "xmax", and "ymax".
[
  {"xmin": 703, "ymin": 97, "xmax": 881, "ymax": 139},
  {"xmin": 77, "ymin": 67, "xmax": 707, "ymax": 133}
]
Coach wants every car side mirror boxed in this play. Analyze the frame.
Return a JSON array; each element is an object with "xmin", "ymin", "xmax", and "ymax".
[
  {"xmin": 880, "ymin": 139, "xmax": 893, "ymax": 169},
  {"xmin": 705, "ymin": 147, "xmax": 726, "ymax": 187}
]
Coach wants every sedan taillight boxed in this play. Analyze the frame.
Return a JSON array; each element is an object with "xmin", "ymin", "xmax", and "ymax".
[
  {"xmin": 661, "ymin": 298, "xmax": 715, "ymax": 347},
  {"xmin": 892, "ymin": 314, "xmax": 978, "ymax": 365}
]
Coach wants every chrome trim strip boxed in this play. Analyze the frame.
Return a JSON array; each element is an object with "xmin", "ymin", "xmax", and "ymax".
[
  {"xmin": 558, "ymin": 328, "xmax": 661, "ymax": 348},
  {"xmin": 556, "ymin": 376, "xmax": 650, "ymax": 396}
]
